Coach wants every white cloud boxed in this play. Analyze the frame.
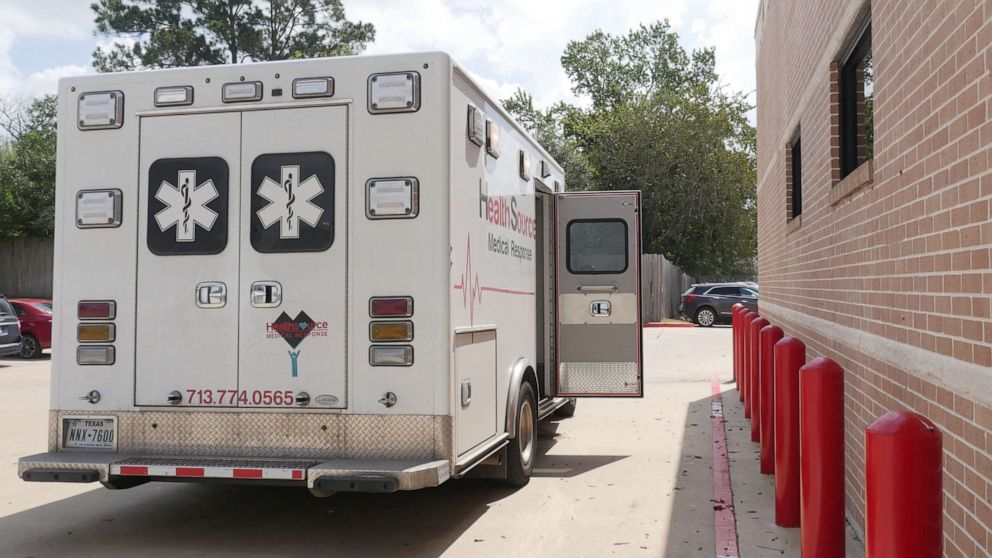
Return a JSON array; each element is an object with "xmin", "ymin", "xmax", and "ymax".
[
  {"xmin": 0, "ymin": 0, "xmax": 94, "ymax": 98},
  {"xmin": 0, "ymin": 0, "xmax": 760, "ymax": 114}
]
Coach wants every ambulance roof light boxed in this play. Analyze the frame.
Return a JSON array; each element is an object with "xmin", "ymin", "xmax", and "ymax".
[
  {"xmin": 77, "ymin": 91, "xmax": 124, "ymax": 130},
  {"xmin": 154, "ymin": 86, "xmax": 193, "ymax": 107},
  {"xmin": 222, "ymin": 81, "xmax": 263, "ymax": 103}
]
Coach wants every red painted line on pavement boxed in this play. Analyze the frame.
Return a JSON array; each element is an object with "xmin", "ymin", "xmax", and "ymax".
[{"xmin": 711, "ymin": 374, "xmax": 741, "ymax": 558}]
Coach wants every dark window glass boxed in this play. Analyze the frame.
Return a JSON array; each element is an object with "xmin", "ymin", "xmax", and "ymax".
[
  {"xmin": 840, "ymin": 24, "xmax": 873, "ymax": 178},
  {"xmin": 33, "ymin": 302, "xmax": 52, "ymax": 314},
  {"xmin": 567, "ymin": 219, "xmax": 628, "ymax": 274},
  {"xmin": 0, "ymin": 299, "xmax": 14, "ymax": 317},
  {"xmin": 742, "ymin": 288, "xmax": 758, "ymax": 298},
  {"xmin": 708, "ymin": 287, "xmax": 742, "ymax": 296},
  {"xmin": 11, "ymin": 303, "xmax": 26, "ymax": 316},
  {"xmin": 791, "ymin": 136, "xmax": 803, "ymax": 218}
]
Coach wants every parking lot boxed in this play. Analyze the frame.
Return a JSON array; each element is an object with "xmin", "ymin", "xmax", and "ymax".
[{"xmin": 0, "ymin": 328, "xmax": 860, "ymax": 557}]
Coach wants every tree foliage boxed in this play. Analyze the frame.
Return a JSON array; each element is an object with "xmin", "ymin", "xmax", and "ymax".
[
  {"xmin": 0, "ymin": 96, "xmax": 58, "ymax": 237},
  {"xmin": 503, "ymin": 21, "xmax": 756, "ymax": 279},
  {"xmin": 91, "ymin": 0, "xmax": 375, "ymax": 72}
]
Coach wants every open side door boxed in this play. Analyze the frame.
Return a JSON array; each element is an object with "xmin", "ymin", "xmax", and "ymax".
[{"xmin": 554, "ymin": 191, "xmax": 642, "ymax": 397}]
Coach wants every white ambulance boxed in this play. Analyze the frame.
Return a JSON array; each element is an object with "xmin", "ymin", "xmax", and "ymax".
[{"xmin": 19, "ymin": 52, "xmax": 643, "ymax": 494}]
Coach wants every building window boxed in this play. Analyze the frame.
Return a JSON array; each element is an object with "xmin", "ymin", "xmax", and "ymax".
[
  {"xmin": 840, "ymin": 24, "xmax": 872, "ymax": 178},
  {"xmin": 788, "ymin": 134, "xmax": 802, "ymax": 219}
]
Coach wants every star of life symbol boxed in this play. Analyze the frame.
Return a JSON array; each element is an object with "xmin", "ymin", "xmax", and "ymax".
[
  {"xmin": 257, "ymin": 165, "xmax": 324, "ymax": 239},
  {"xmin": 154, "ymin": 170, "xmax": 219, "ymax": 242}
]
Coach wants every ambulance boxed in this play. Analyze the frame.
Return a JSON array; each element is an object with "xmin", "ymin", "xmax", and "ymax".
[{"xmin": 19, "ymin": 52, "xmax": 643, "ymax": 494}]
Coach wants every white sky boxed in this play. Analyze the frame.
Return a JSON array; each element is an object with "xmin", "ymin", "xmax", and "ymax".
[{"xmin": 0, "ymin": 0, "xmax": 759, "ymax": 115}]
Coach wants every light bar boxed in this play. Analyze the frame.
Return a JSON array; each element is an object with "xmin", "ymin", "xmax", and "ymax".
[
  {"xmin": 467, "ymin": 104, "xmax": 485, "ymax": 146},
  {"xmin": 78, "ymin": 323, "xmax": 116, "ymax": 343},
  {"xmin": 76, "ymin": 189, "xmax": 122, "ymax": 228},
  {"xmin": 78, "ymin": 300, "xmax": 116, "ymax": 320},
  {"xmin": 77, "ymin": 90, "xmax": 124, "ymax": 130},
  {"xmin": 368, "ymin": 71, "xmax": 421, "ymax": 113},
  {"xmin": 486, "ymin": 119, "xmax": 501, "ymax": 158},
  {"xmin": 369, "ymin": 345, "xmax": 414, "ymax": 366},
  {"xmin": 370, "ymin": 321, "xmax": 414, "ymax": 342},
  {"xmin": 293, "ymin": 77, "xmax": 334, "ymax": 99},
  {"xmin": 222, "ymin": 81, "xmax": 263, "ymax": 103},
  {"xmin": 366, "ymin": 178, "xmax": 419, "ymax": 219},
  {"xmin": 154, "ymin": 86, "xmax": 193, "ymax": 107},
  {"xmin": 77, "ymin": 346, "xmax": 115, "ymax": 366},
  {"xmin": 369, "ymin": 297, "xmax": 414, "ymax": 318}
]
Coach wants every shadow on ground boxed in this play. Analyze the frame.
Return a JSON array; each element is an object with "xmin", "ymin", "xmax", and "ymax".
[{"xmin": 0, "ymin": 419, "xmax": 627, "ymax": 558}]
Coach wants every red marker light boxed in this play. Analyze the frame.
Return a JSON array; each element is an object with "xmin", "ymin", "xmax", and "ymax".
[
  {"xmin": 369, "ymin": 297, "xmax": 413, "ymax": 318},
  {"xmin": 78, "ymin": 300, "xmax": 116, "ymax": 320}
]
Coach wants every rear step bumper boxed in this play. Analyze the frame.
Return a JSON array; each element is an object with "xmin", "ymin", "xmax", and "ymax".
[{"xmin": 19, "ymin": 452, "xmax": 451, "ymax": 493}]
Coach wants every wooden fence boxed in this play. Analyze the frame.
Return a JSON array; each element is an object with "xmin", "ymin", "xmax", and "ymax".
[
  {"xmin": 641, "ymin": 253, "xmax": 694, "ymax": 321},
  {"xmin": 1, "ymin": 239, "xmax": 691, "ymax": 319},
  {"xmin": 0, "ymin": 237, "xmax": 54, "ymax": 298}
]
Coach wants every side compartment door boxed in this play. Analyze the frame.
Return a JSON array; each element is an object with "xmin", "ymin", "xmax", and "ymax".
[{"xmin": 554, "ymin": 191, "xmax": 642, "ymax": 397}]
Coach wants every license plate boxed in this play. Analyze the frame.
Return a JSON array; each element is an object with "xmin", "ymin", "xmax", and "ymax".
[{"xmin": 63, "ymin": 418, "xmax": 116, "ymax": 449}]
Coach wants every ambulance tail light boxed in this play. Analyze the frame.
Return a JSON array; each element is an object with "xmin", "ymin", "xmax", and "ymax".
[
  {"xmin": 370, "ymin": 321, "xmax": 413, "ymax": 342},
  {"xmin": 78, "ymin": 323, "xmax": 116, "ymax": 343},
  {"xmin": 78, "ymin": 301, "xmax": 116, "ymax": 320},
  {"xmin": 369, "ymin": 297, "xmax": 413, "ymax": 318},
  {"xmin": 369, "ymin": 346, "xmax": 414, "ymax": 367}
]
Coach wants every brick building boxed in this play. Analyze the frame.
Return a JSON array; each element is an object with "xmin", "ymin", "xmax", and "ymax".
[{"xmin": 755, "ymin": 0, "xmax": 992, "ymax": 554}]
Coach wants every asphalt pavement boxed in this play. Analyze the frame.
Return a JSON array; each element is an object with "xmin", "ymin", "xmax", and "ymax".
[{"xmin": 0, "ymin": 328, "xmax": 863, "ymax": 557}]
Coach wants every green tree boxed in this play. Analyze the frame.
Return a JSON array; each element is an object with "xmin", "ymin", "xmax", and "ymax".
[
  {"xmin": 501, "ymin": 89, "xmax": 594, "ymax": 192},
  {"xmin": 91, "ymin": 0, "xmax": 375, "ymax": 72},
  {"xmin": 505, "ymin": 21, "xmax": 756, "ymax": 279},
  {"xmin": 0, "ymin": 96, "xmax": 58, "ymax": 237}
]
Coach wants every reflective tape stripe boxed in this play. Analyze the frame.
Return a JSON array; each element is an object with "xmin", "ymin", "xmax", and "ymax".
[{"xmin": 111, "ymin": 463, "xmax": 305, "ymax": 480}]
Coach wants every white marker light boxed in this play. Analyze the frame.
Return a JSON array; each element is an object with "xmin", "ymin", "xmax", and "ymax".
[
  {"xmin": 77, "ymin": 345, "xmax": 115, "ymax": 366},
  {"xmin": 368, "ymin": 71, "xmax": 420, "ymax": 113},
  {"xmin": 467, "ymin": 104, "xmax": 485, "ymax": 146},
  {"xmin": 154, "ymin": 86, "xmax": 193, "ymax": 107},
  {"xmin": 77, "ymin": 91, "xmax": 124, "ymax": 130},
  {"xmin": 369, "ymin": 345, "xmax": 414, "ymax": 366},
  {"xmin": 486, "ymin": 119, "xmax": 501, "ymax": 158},
  {"xmin": 293, "ymin": 77, "xmax": 334, "ymax": 98},
  {"xmin": 222, "ymin": 81, "xmax": 263, "ymax": 103},
  {"xmin": 519, "ymin": 150, "xmax": 533, "ymax": 181},
  {"xmin": 76, "ymin": 189, "xmax": 122, "ymax": 228}
]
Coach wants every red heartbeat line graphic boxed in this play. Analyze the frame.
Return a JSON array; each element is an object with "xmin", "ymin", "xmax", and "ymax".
[{"xmin": 453, "ymin": 234, "xmax": 535, "ymax": 325}]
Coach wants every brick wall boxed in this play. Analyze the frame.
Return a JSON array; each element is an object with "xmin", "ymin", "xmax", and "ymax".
[{"xmin": 755, "ymin": 0, "xmax": 992, "ymax": 555}]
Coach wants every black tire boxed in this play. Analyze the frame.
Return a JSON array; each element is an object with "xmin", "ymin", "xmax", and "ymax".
[
  {"xmin": 554, "ymin": 397, "xmax": 577, "ymax": 418},
  {"xmin": 695, "ymin": 306, "xmax": 717, "ymax": 327},
  {"xmin": 505, "ymin": 381, "xmax": 537, "ymax": 487},
  {"xmin": 19, "ymin": 334, "xmax": 42, "ymax": 359}
]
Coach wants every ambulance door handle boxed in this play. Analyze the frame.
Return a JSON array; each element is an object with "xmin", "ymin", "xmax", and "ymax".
[
  {"xmin": 196, "ymin": 282, "xmax": 226, "ymax": 309},
  {"xmin": 251, "ymin": 281, "xmax": 282, "ymax": 308}
]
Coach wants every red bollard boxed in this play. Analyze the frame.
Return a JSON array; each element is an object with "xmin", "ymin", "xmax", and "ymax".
[
  {"xmin": 740, "ymin": 310, "xmax": 758, "ymax": 410},
  {"xmin": 740, "ymin": 311, "xmax": 756, "ymax": 406},
  {"xmin": 774, "ymin": 336, "xmax": 805, "ymax": 527},
  {"xmin": 748, "ymin": 316, "xmax": 769, "ymax": 442},
  {"xmin": 731, "ymin": 305, "xmax": 744, "ymax": 384},
  {"xmin": 800, "ymin": 357, "xmax": 846, "ymax": 558},
  {"xmin": 759, "ymin": 324, "xmax": 783, "ymax": 474},
  {"xmin": 866, "ymin": 411, "xmax": 942, "ymax": 558}
]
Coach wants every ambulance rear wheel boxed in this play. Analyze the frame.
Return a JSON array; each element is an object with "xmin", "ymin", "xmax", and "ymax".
[{"xmin": 505, "ymin": 381, "xmax": 536, "ymax": 487}]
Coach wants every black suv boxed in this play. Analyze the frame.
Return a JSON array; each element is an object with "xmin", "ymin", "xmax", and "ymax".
[
  {"xmin": 0, "ymin": 295, "xmax": 24, "ymax": 357},
  {"xmin": 680, "ymin": 283, "xmax": 758, "ymax": 327}
]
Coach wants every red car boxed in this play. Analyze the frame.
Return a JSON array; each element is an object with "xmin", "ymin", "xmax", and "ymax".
[{"xmin": 10, "ymin": 299, "xmax": 52, "ymax": 359}]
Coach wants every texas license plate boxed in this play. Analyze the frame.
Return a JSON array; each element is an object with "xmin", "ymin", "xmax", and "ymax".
[{"xmin": 63, "ymin": 418, "xmax": 116, "ymax": 449}]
